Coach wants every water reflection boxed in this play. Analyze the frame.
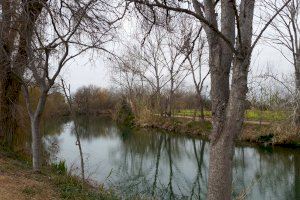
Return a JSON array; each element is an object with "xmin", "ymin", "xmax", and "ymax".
[{"xmin": 44, "ymin": 117, "xmax": 300, "ymax": 199}]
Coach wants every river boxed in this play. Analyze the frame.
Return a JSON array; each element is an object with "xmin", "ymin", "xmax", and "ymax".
[{"xmin": 42, "ymin": 116, "xmax": 300, "ymax": 199}]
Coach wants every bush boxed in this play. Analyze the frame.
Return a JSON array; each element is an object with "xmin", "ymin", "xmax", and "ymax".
[
  {"xmin": 115, "ymin": 99, "xmax": 135, "ymax": 126},
  {"xmin": 51, "ymin": 160, "xmax": 67, "ymax": 175}
]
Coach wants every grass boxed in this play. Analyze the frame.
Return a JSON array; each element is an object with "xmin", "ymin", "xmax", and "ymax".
[
  {"xmin": 52, "ymin": 173, "xmax": 118, "ymax": 200},
  {"xmin": 22, "ymin": 186, "xmax": 42, "ymax": 197},
  {"xmin": 0, "ymin": 147, "xmax": 120, "ymax": 200},
  {"xmin": 175, "ymin": 109, "xmax": 288, "ymax": 122},
  {"xmin": 50, "ymin": 160, "xmax": 119, "ymax": 200}
]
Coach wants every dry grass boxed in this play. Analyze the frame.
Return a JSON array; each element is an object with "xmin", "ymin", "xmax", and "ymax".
[
  {"xmin": 0, "ymin": 150, "xmax": 120, "ymax": 200},
  {"xmin": 0, "ymin": 156, "xmax": 59, "ymax": 200},
  {"xmin": 241, "ymin": 122, "xmax": 300, "ymax": 145}
]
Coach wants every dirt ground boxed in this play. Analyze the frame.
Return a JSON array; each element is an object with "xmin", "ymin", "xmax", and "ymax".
[{"xmin": 0, "ymin": 155, "xmax": 59, "ymax": 200}]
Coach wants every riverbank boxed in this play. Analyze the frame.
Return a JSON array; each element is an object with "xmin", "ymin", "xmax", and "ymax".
[
  {"xmin": 0, "ymin": 149, "xmax": 118, "ymax": 200},
  {"xmin": 136, "ymin": 116, "xmax": 300, "ymax": 147}
]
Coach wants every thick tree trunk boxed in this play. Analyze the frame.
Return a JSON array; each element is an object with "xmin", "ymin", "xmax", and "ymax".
[
  {"xmin": 0, "ymin": 69, "xmax": 21, "ymax": 146},
  {"xmin": 207, "ymin": 134, "xmax": 235, "ymax": 200},
  {"xmin": 294, "ymin": 53, "xmax": 300, "ymax": 127},
  {"xmin": 206, "ymin": 1, "xmax": 254, "ymax": 198},
  {"xmin": 206, "ymin": 43, "xmax": 232, "ymax": 200},
  {"xmin": 0, "ymin": 0, "xmax": 46, "ymax": 147},
  {"xmin": 208, "ymin": 57, "xmax": 249, "ymax": 200}
]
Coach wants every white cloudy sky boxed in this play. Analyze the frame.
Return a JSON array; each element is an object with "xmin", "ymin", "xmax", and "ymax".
[{"xmin": 59, "ymin": 5, "xmax": 294, "ymax": 93}]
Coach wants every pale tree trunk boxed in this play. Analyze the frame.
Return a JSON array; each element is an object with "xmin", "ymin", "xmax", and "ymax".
[
  {"xmin": 32, "ymin": 92, "xmax": 47, "ymax": 172},
  {"xmin": 25, "ymin": 89, "xmax": 47, "ymax": 172},
  {"xmin": 31, "ymin": 116, "xmax": 42, "ymax": 171}
]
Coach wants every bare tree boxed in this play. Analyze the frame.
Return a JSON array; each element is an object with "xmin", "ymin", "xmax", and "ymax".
[
  {"xmin": 127, "ymin": 0, "xmax": 291, "ymax": 199},
  {"xmin": 61, "ymin": 79, "xmax": 85, "ymax": 181},
  {"xmin": 185, "ymin": 28, "xmax": 209, "ymax": 121},
  {"xmin": 162, "ymin": 28, "xmax": 191, "ymax": 117},
  {"xmin": 22, "ymin": 0, "xmax": 126, "ymax": 172},
  {"xmin": 266, "ymin": 0, "xmax": 300, "ymax": 127},
  {"xmin": 114, "ymin": 22, "xmax": 193, "ymax": 116}
]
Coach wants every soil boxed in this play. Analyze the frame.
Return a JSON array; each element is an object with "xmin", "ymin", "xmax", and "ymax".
[{"xmin": 0, "ymin": 155, "xmax": 59, "ymax": 200}]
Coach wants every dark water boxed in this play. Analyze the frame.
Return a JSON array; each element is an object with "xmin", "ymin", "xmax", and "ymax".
[{"xmin": 43, "ymin": 117, "xmax": 300, "ymax": 199}]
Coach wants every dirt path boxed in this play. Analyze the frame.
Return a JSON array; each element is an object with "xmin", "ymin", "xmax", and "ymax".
[{"xmin": 0, "ymin": 155, "xmax": 59, "ymax": 200}]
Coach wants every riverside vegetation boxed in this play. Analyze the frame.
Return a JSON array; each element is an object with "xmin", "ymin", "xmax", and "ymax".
[
  {"xmin": 1, "ymin": 1, "xmax": 300, "ymax": 199},
  {"xmin": 0, "ymin": 148, "xmax": 118, "ymax": 200}
]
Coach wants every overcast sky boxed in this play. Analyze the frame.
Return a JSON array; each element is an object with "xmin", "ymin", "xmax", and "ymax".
[{"xmin": 59, "ymin": 6, "xmax": 294, "ymax": 93}]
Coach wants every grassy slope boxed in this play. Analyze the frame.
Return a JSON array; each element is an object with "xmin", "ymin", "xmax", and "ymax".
[
  {"xmin": 0, "ymin": 150, "xmax": 118, "ymax": 200},
  {"xmin": 138, "ymin": 115, "xmax": 300, "ymax": 146},
  {"xmin": 175, "ymin": 109, "xmax": 288, "ymax": 121}
]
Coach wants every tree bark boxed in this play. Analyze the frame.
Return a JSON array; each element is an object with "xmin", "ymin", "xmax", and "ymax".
[
  {"xmin": 30, "ymin": 91, "xmax": 47, "ymax": 172},
  {"xmin": 294, "ymin": 53, "xmax": 300, "ymax": 127},
  {"xmin": 207, "ymin": 1, "xmax": 254, "ymax": 199},
  {"xmin": 0, "ymin": 0, "xmax": 46, "ymax": 147},
  {"xmin": 31, "ymin": 116, "xmax": 42, "ymax": 171},
  {"xmin": 0, "ymin": 70, "xmax": 20, "ymax": 146}
]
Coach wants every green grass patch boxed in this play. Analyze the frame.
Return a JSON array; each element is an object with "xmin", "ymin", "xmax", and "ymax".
[
  {"xmin": 175, "ymin": 109, "xmax": 211, "ymax": 117},
  {"xmin": 51, "ymin": 161, "xmax": 119, "ymax": 200},
  {"xmin": 244, "ymin": 110, "xmax": 287, "ymax": 121},
  {"xmin": 53, "ymin": 175, "xmax": 118, "ymax": 200},
  {"xmin": 175, "ymin": 109, "xmax": 288, "ymax": 122},
  {"xmin": 22, "ymin": 186, "xmax": 42, "ymax": 197},
  {"xmin": 186, "ymin": 120, "xmax": 212, "ymax": 131}
]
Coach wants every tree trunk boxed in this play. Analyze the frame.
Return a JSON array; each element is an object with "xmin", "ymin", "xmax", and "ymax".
[
  {"xmin": 0, "ymin": 70, "xmax": 21, "ymax": 147},
  {"xmin": 166, "ymin": 96, "xmax": 173, "ymax": 117},
  {"xmin": 208, "ymin": 55, "xmax": 249, "ymax": 199},
  {"xmin": 198, "ymin": 94, "xmax": 205, "ymax": 121},
  {"xmin": 30, "ymin": 92, "xmax": 47, "ymax": 172},
  {"xmin": 31, "ymin": 116, "xmax": 42, "ymax": 172},
  {"xmin": 205, "ymin": 33, "xmax": 233, "ymax": 199},
  {"xmin": 74, "ymin": 122, "xmax": 85, "ymax": 181},
  {"xmin": 207, "ymin": 134, "xmax": 234, "ymax": 200},
  {"xmin": 206, "ymin": 0, "xmax": 254, "ymax": 198},
  {"xmin": 0, "ymin": 0, "xmax": 46, "ymax": 147},
  {"xmin": 294, "ymin": 53, "xmax": 300, "ymax": 127}
]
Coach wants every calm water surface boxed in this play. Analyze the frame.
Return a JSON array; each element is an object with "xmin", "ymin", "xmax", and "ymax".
[{"xmin": 43, "ymin": 117, "xmax": 300, "ymax": 199}]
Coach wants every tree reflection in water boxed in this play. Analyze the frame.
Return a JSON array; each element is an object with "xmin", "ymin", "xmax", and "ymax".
[{"xmin": 42, "ymin": 117, "xmax": 300, "ymax": 199}]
